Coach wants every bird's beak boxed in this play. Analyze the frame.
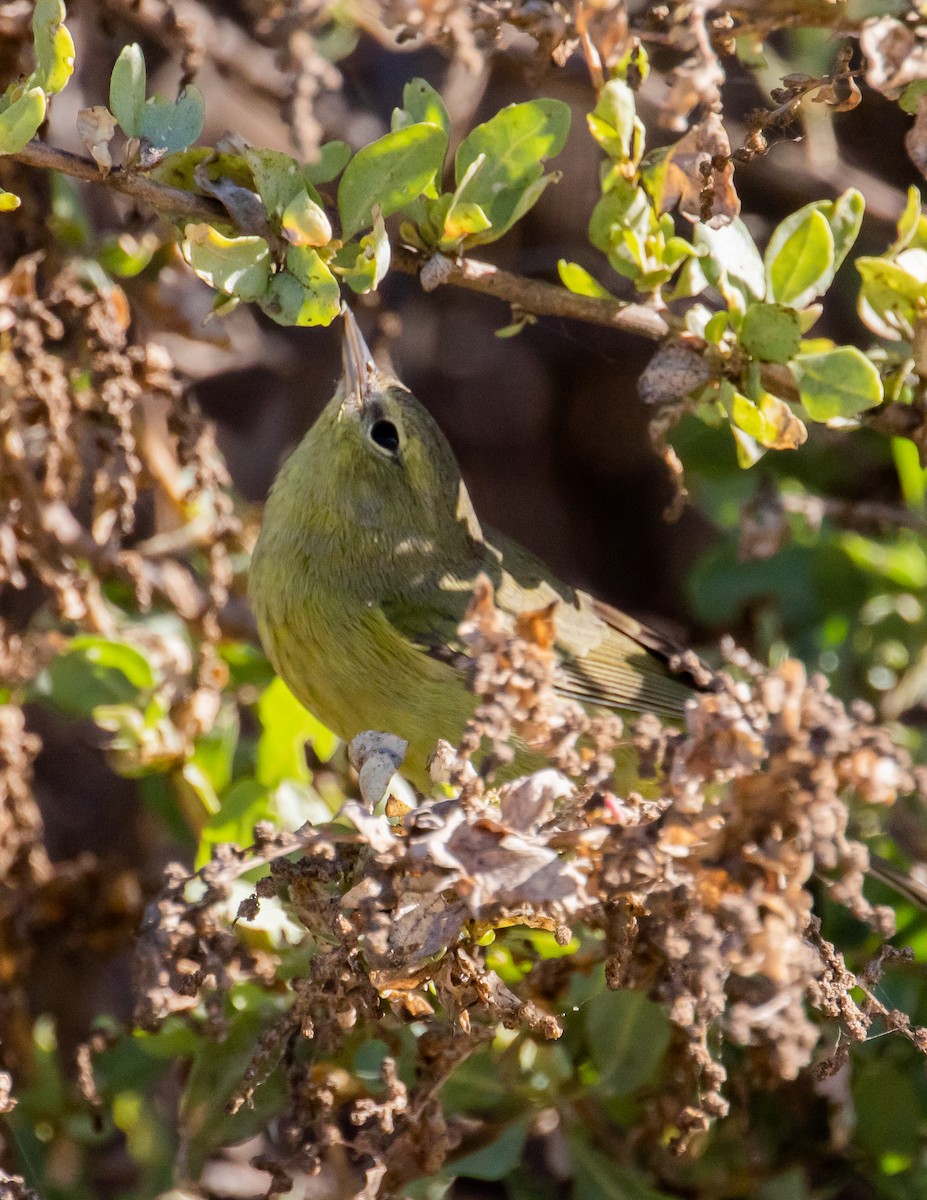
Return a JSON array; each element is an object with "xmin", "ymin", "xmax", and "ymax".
[{"xmin": 340, "ymin": 307, "xmax": 378, "ymax": 417}]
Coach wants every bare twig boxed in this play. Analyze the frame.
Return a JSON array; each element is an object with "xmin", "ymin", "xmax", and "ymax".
[
  {"xmin": 781, "ymin": 491, "xmax": 927, "ymax": 537},
  {"xmin": 11, "ymin": 140, "xmax": 671, "ymax": 342},
  {"xmin": 391, "ymin": 247, "xmax": 670, "ymax": 339},
  {"xmin": 13, "ymin": 140, "xmax": 224, "ymax": 221}
]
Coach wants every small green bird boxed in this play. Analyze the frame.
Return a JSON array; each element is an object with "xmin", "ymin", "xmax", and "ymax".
[{"xmin": 249, "ymin": 310, "xmax": 694, "ymax": 791}]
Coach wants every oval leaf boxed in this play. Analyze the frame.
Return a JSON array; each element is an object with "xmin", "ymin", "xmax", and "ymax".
[
  {"xmin": 281, "ymin": 191, "xmax": 332, "ymax": 247},
  {"xmin": 453, "ymin": 98, "xmax": 570, "ymax": 240},
  {"xmin": 694, "ymin": 217, "xmax": 765, "ymax": 307},
  {"xmin": 793, "ymin": 346, "xmax": 883, "ymax": 422},
  {"xmin": 304, "ymin": 140, "xmax": 351, "ymax": 186},
  {"xmin": 32, "ymin": 0, "xmax": 74, "ymax": 96},
  {"xmin": 139, "ymin": 85, "xmax": 205, "ymax": 153},
  {"xmin": 0, "ymin": 87, "xmax": 46, "ymax": 156},
  {"xmin": 109, "ymin": 43, "xmax": 146, "ymax": 138},
  {"xmin": 181, "ymin": 224, "xmax": 272, "ymax": 302},
  {"xmin": 338, "ymin": 122, "xmax": 446, "ymax": 239},
  {"xmin": 766, "ymin": 206, "xmax": 835, "ymax": 307},
  {"xmin": 557, "ymin": 259, "xmax": 616, "ymax": 299},
  {"xmin": 740, "ymin": 302, "xmax": 802, "ymax": 363},
  {"xmin": 260, "ymin": 249, "xmax": 340, "ymax": 327}
]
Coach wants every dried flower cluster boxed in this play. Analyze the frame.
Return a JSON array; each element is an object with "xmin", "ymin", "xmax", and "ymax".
[{"xmin": 130, "ymin": 583, "xmax": 927, "ymax": 1195}]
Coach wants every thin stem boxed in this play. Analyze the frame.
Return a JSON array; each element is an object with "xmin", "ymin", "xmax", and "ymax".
[{"xmin": 11, "ymin": 139, "xmax": 670, "ymax": 341}]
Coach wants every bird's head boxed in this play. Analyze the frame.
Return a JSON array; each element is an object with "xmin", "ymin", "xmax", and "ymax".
[{"xmin": 265, "ymin": 309, "xmax": 483, "ymax": 586}]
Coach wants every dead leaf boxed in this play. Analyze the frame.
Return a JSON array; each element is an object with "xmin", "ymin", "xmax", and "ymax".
[
  {"xmin": 657, "ymin": 114, "xmax": 740, "ymax": 228},
  {"xmin": 861, "ymin": 16, "xmax": 927, "ymax": 100},
  {"xmin": 77, "ymin": 107, "xmax": 118, "ymax": 177}
]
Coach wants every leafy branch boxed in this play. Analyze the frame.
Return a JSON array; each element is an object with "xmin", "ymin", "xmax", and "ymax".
[{"xmin": 10, "ymin": 140, "xmax": 672, "ymax": 339}]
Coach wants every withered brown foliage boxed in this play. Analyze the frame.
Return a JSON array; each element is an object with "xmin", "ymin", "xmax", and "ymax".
[
  {"xmin": 131, "ymin": 584, "xmax": 927, "ymax": 1194},
  {"xmin": 0, "ymin": 250, "xmax": 246, "ymax": 1072}
]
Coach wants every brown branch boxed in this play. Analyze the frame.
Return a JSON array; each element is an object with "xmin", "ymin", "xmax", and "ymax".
[
  {"xmin": 781, "ymin": 491, "xmax": 927, "ymax": 537},
  {"xmin": 12, "ymin": 140, "xmax": 225, "ymax": 222},
  {"xmin": 12, "ymin": 139, "xmax": 670, "ymax": 342},
  {"xmin": 391, "ymin": 246, "xmax": 670, "ymax": 339}
]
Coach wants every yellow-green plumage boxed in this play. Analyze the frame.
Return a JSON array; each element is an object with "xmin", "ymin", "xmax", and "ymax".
[{"xmin": 249, "ymin": 312, "xmax": 693, "ymax": 790}]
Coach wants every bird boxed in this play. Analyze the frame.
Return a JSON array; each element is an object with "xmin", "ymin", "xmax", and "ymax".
[
  {"xmin": 248, "ymin": 308, "xmax": 696, "ymax": 793},
  {"xmin": 249, "ymin": 309, "xmax": 927, "ymax": 910}
]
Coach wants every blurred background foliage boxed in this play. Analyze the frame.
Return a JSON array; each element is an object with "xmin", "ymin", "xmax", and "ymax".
[{"xmin": 1, "ymin": 1, "xmax": 927, "ymax": 1198}]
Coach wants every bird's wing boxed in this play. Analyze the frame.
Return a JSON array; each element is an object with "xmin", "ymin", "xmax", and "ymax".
[
  {"xmin": 552, "ymin": 593, "xmax": 694, "ymax": 719},
  {"xmin": 383, "ymin": 530, "xmax": 697, "ymax": 721}
]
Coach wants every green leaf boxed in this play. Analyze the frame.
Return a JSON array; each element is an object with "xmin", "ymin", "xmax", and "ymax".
[
  {"xmin": 334, "ymin": 208, "xmax": 390, "ymax": 294},
  {"xmin": 453, "ymin": 98, "xmax": 570, "ymax": 244},
  {"xmin": 31, "ymin": 0, "xmax": 74, "ymax": 96},
  {"xmin": 569, "ymin": 1135, "xmax": 674, "ymax": 1200},
  {"xmin": 181, "ymin": 224, "xmax": 272, "ymax": 302},
  {"xmin": 444, "ymin": 1117, "xmax": 530, "ymax": 1181},
  {"xmin": 694, "ymin": 217, "xmax": 765, "ymax": 308},
  {"xmin": 197, "ymin": 778, "xmax": 273, "ymax": 867},
  {"xmin": 393, "ymin": 78, "xmax": 450, "ymax": 140},
  {"xmin": 892, "ymin": 186, "xmax": 926, "ymax": 254},
  {"xmin": 765, "ymin": 207, "xmax": 835, "ymax": 307},
  {"xmin": 792, "ymin": 346, "xmax": 883, "ymax": 422},
  {"xmin": 739, "ymin": 302, "xmax": 802, "ymax": 363},
  {"xmin": 43, "ymin": 636, "xmax": 156, "ymax": 718},
  {"xmin": 857, "ymin": 254, "xmax": 927, "ymax": 339},
  {"xmin": 557, "ymin": 259, "xmax": 616, "ymax": 300},
  {"xmin": 260, "ymin": 250, "xmax": 340, "ymax": 327},
  {"xmin": 0, "ymin": 87, "xmax": 46, "ymax": 156},
  {"xmin": 586, "ymin": 79, "xmax": 641, "ymax": 163},
  {"xmin": 256, "ymin": 677, "xmax": 337, "ymax": 789},
  {"xmin": 139, "ymin": 85, "xmax": 205, "ymax": 153},
  {"xmin": 281, "ymin": 190, "xmax": 332, "ymax": 247},
  {"xmin": 585, "ymin": 989, "xmax": 670, "ymax": 1093},
  {"xmin": 244, "ymin": 147, "xmax": 309, "ymax": 218},
  {"xmin": 109, "ymin": 44, "xmax": 146, "ymax": 138},
  {"xmin": 338, "ymin": 123, "xmax": 446, "ymax": 238},
  {"xmin": 0, "ymin": 189, "xmax": 21, "ymax": 211},
  {"xmin": 826, "ymin": 188, "xmax": 864, "ymax": 274},
  {"xmin": 304, "ymin": 140, "xmax": 351, "ymax": 186}
]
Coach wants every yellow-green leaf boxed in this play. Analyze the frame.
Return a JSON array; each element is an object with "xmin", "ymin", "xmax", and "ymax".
[
  {"xmin": 181, "ymin": 224, "xmax": 272, "ymax": 302},
  {"xmin": 0, "ymin": 88, "xmax": 46, "ymax": 156},
  {"xmin": 338, "ymin": 123, "xmax": 446, "ymax": 239},
  {"xmin": 281, "ymin": 191, "xmax": 332, "ymax": 247},
  {"xmin": 793, "ymin": 346, "xmax": 883, "ymax": 423},
  {"xmin": 765, "ymin": 207, "xmax": 835, "ymax": 308}
]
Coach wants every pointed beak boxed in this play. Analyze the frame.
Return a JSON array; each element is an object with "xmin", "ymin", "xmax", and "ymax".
[{"xmin": 341, "ymin": 307, "xmax": 378, "ymax": 417}]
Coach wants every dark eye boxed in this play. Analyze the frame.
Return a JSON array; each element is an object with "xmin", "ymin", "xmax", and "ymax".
[{"xmin": 369, "ymin": 419, "xmax": 400, "ymax": 455}]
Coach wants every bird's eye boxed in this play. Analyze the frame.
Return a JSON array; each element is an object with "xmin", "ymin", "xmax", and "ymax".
[{"xmin": 369, "ymin": 418, "xmax": 400, "ymax": 455}]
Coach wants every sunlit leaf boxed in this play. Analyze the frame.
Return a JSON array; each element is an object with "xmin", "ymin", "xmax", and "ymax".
[
  {"xmin": 765, "ymin": 206, "xmax": 835, "ymax": 308},
  {"xmin": 557, "ymin": 259, "xmax": 616, "ymax": 299},
  {"xmin": 338, "ymin": 122, "xmax": 446, "ymax": 238},
  {"xmin": 31, "ymin": 0, "xmax": 74, "ymax": 96},
  {"xmin": 181, "ymin": 224, "xmax": 272, "ymax": 302},
  {"xmin": 453, "ymin": 98, "xmax": 570, "ymax": 244},
  {"xmin": 392, "ymin": 77, "xmax": 450, "ymax": 141},
  {"xmin": 0, "ymin": 88, "xmax": 46, "ymax": 156},
  {"xmin": 281, "ymin": 190, "xmax": 332, "ymax": 247},
  {"xmin": 334, "ymin": 208, "xmax": 390, "ymax": 294},
  {"xmin": 793, "ymin": 346, "xmax": 883, "ymax": 422},
  {"xmin": 695, "ymin": 217, "xmax": 765, "ymax": 308},
  {"xmin": 256, "ymin": 677, "xmax": 337, "ymax": 789}
]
